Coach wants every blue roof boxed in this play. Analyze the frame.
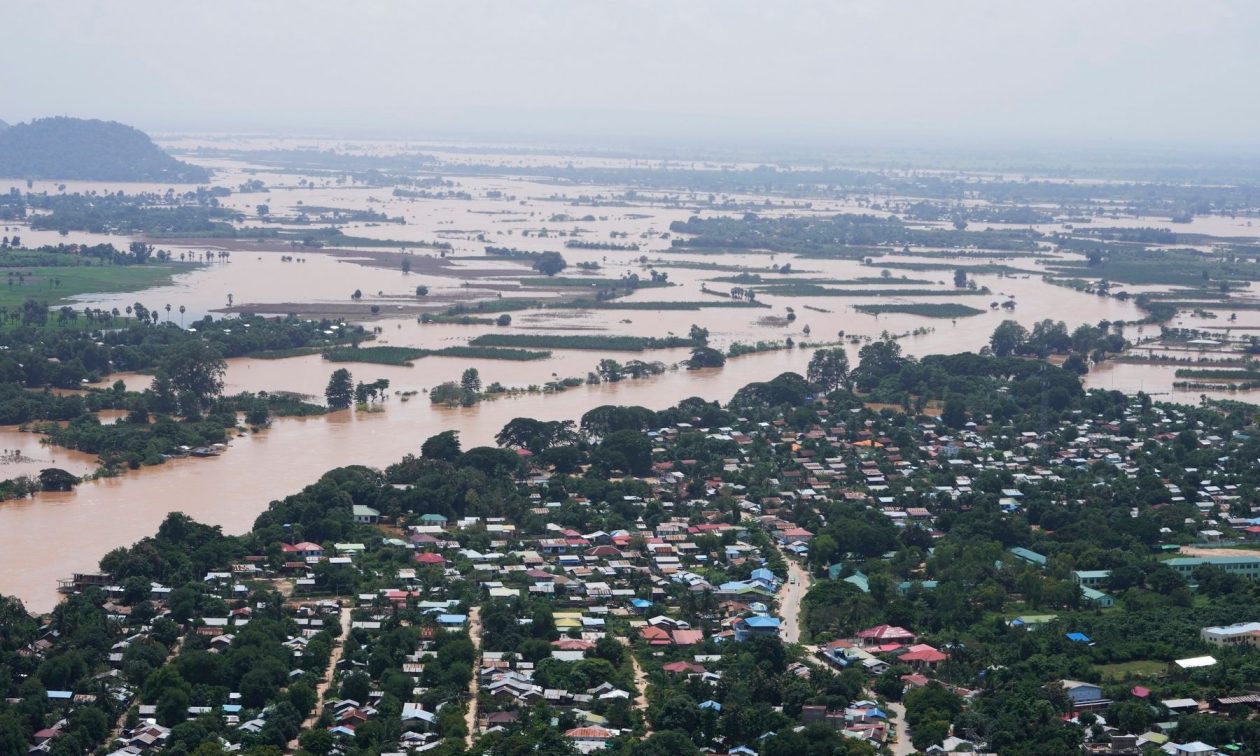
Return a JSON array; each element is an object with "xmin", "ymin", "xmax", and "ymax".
[
  {"xmin": 222, "ymin": 705, "xmax": 242, "ymax": 713},
  {"xmin": 751, "ymin": 568, "xmax": 775, "ymax": 582},
  {"xmin": 700, "ymin": 700, "xmax": 722, "ymax": 711},
  {"xmin": 1066, "ymin": 632, "xmax": 1091, "ymax": 642},
  {"xmin": 743, "ymin": 616, "xmax": 781, "ymax": 628},
  {"xmin": 437, "ymin": 614, "xmax": 467, "ymax": 624},
  {"xmin": 631, "ymin": 598, "xmax": 653, "ymax": 608},
  {"xmin": 46, "ymin": 690, "xmax": 72, "ymax": 699}
]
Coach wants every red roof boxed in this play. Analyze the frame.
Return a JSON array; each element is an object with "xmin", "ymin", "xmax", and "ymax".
[
  {"xmin": 900, "ymin": 647, "xmax": 948, "ymax": 664},
  {"xmin": 415, "ymin": 552, "xmax": 446, "ymax": 565},
  {"xmin": 282, "ymin": 541, "xmax": 323, "ymax": 553},
  {"xmin": 565, "ymin": 727, "xmax": 614, "ymax": 739},
  {"xmin": 857, "ymin": 624, "xmax": 915, "ymax": 641},
  {"xmin": 1132, "ymin": 686, "xmax": 1151, "ymax": 698},
  {"xmin": 662, "ymin": 661, "xmax": 707, "ymax": 674},
  {"xmin": 640, "ymin": 626, "xmax": 672, "ymax": 644}
]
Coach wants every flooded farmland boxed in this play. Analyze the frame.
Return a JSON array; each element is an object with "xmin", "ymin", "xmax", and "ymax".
[{"xmin": 1, "ymin": 137, "xmax": 1256, "ymax": 611}]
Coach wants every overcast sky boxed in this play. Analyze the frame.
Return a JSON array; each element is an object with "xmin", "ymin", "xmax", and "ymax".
[{"xmin": 3, "ymin": 0, "xmax": 1258, "ymax": 151}]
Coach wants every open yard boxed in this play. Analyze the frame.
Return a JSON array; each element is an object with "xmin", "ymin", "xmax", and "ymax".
[{"xmin": 1095, "ymin": 660, "xmax": 1166, "ymax": 680}]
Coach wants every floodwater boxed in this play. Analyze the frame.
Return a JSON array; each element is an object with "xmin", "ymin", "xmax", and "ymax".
[{"xmin": 0, "ymin": 138, "xmax": 1240, "ymax": 611}]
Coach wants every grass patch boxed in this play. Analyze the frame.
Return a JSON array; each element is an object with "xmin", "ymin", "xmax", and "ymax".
[
  {"xmin": 323, "ymin": 345, "xmax": 550, "ymax": 365},
  {"xmin": 0, "ymin": 263, "xmax": 196, "ymax": 312},
  {"xmin": 419, "ymin": 313, "xmax": 498, "ymax": 325},
  {"xmin": 865, "ymin": 262, "xmax": 1035, "ymax": 274},
  {"xmin": 442, "ymin": 298, "xmax": 544, "ymax": 316},
  {"xmin": 1095, "ymin": 660, "xmax": 1166, "ymax": 681},
  {"xmin": 548, "ymin": 299, "xmax": 768, "ymax": 310},
  {"xmin": 520, "ymin": 277, "xmax": 672, "ymax": 289},
  {"xmin": 429, "ymin": 346, "xmax": 550, "ymax": 361},
  {"xmin": 710, "ymin": 275, "xmax": 935, "ymax": 286},
  {"xmin": 247, "ymin": 346, "xmax": 328, "ymax": 360},
  {"xmin": 1174, "ymin": 369, "xmax": 1260, "ymax": 380},
  {"xmin": 754, "ymin": 285, "xmax": 988, "ymax": 297},
  {"xmin": 854, "ymin": 303, "xmax": 986, "ymax": 318},
  {"xmin": 470, "ymin": 334, "xmax": 699, "ymax": 352}
]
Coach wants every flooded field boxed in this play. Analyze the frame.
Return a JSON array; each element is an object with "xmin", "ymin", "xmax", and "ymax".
[{"xmin": 0, "ymin": 137, "xmax": 1255, "ymax": 610}]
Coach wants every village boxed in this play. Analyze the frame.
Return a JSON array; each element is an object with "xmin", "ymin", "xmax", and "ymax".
[{"xmin": 8, "ymin": 355, "xmax": 1260, "ymax": 756}]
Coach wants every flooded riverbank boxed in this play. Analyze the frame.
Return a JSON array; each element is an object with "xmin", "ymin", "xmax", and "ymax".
[{"xmin": 1, "ymin": 138, "xmax": 1254, "ymax": 612}]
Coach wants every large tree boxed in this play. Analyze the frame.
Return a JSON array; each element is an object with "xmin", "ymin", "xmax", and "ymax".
[
  {"xmin": 324, "ymin": 368, "xmax": 354, "ymax": 409},
  {"xmin": 532, "ymin": 251, "xmax": 568, "ymax": 277},
  {"xmin": 806, "ymin": 347, "xmax": 851, "ymax": 392},
  {"xmin": 159, "ymin": 340, "xmax": 226, "ymax": 409},
  {"xmin": 989, "ymin": 320, "xmax": 1029, "ymax": 357},
  {"xmin": 496, "ymin": 417, "xmax": 576, "ymax": 454}
]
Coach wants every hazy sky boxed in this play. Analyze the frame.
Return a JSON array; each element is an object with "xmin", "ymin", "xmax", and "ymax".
[{"xmin": 3, "ymin": 0, "xmax": 1258, "ymax": 150}]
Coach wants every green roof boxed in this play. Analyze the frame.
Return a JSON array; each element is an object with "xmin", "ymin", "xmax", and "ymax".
[{"xmin": 1009, "ymin": 547, "xmax": 1047, "ymax": 565}]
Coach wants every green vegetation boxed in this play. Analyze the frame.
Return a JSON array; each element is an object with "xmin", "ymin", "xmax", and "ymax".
[
  {"xmin": 1045, "ymin": 247, "xmax": 1260, "ymax": 286},
  {"xmin": 753, "ymin": 284, "xmax": 988, "ymax": 297},
  {"xmin": 727, "ymin": 340, "xmax": 792, "ymax": 357},
  {"xmin": 0, "ymin": 117, "xmax": 209, "ymax": 182},
  {"xmin": 470, "ymin": 333, "xmax": 700, "ymax": 352},
  {"xmin": 548, "ymin": 299, "xmax": 768, "ymax": 310},
  {"xmin": 853, "ymin": 303, "xmax": 986, "ymax": 318},
  {"xmin": 0, "ymin": 263, "xmax": 194, "ymax": 312},
  {"xmin": 323, "ymin": 345, "xmax": 550, "ymax": 365},
  {"xmin": 670, "ymin": 213, "xmax": 1042, "ymax": 256}
]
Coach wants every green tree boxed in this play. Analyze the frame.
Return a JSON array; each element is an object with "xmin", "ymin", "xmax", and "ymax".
[
  {"xmin": 421, "ymin": 430, "xmax": 461, "ymax": 461},
  {"xmin": 461, "ymin": 367, "xmax": 482, "ymax": 394},
  {"xmin": 807, "ymin": 348, "xmax": 851, "ymax": 392},
  {"xmin": 989, "ymin": 320, "xmax": 1029, "ymax": 357},
  {"xmin": 533, "ymin": 251, "xmax": 568, "ymax": 276},
  {"xmin": 687, "ymin": 346, "xmax": 726, "ymax": 369},
  {"xmin": 159, "ymin": 340, "xmax": 226, "ymax": 409},
  {"xmin": 325, "ymin": 368, "xmax": 354, "ymax": 409}
]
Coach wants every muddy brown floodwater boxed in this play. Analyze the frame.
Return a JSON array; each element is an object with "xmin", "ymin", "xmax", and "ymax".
[{"xmin": 0, "ymin": 138, "xmax": 1234, "ymax": 611}]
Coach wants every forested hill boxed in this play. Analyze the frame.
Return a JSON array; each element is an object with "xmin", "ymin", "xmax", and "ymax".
[{"xmin": 0, "ymin": 117, "xmax": 209, "ymax": 182}]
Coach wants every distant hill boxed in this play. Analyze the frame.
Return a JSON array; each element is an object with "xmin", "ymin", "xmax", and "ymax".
[
  {"xmin": 0, "ymin": 119, "xmax": 8, "ymax": 131},
  {"xmin": 0, "ymin": 117, "xmax": 209, "ymax": 182}
]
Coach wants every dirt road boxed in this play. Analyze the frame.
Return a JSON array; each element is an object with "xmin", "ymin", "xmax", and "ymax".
[
  {"xmin": 290, "ymin": 605, "xmax": 352, "ymax": 750},
  {"xmin": 1179, "ymin": 545, "xmax": 1260, "ymax": 558},
  {"xmin": 464, "ymin": 605, "xmax": 482, "ymax": 748}
]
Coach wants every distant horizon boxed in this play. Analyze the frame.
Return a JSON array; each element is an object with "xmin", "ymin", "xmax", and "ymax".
[{"xmin": 4, "ymin": 0, "xmax": 1258, "ymax": 160}]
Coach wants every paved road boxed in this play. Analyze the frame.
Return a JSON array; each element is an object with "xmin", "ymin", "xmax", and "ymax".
[
  {"xmin": 883, "ymin": 698, "xmax": 916, "ymax": 756},
  {"xmin": 777, "ymin": 558, "xmax": 813, "ymax": 645},
  {"xmin": 464, "ymin": 605, "xmax": 482, "ymax": 747}
]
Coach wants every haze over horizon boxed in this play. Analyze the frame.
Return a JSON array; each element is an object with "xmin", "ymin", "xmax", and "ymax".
[{"xmin": 3, "ymin": 0, "xmax": 1259, "ymax": 153}]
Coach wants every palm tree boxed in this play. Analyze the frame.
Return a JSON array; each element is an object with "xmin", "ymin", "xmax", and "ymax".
[
  {"xmin": 179, "ymin": 305, "xmax": 186, "ymax": 328},
  {"xmin": 227, "ymin": 293, "xmax": 234, "ymax": 308},
  {"xmin": 165, "ymin": 304, "xmax": 171, "ymax": 322}
]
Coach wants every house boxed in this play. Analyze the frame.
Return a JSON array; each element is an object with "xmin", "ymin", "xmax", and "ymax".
[
  {"xmin": 1200, "ymin": 621, "xmax": 1260, "ymax": 647},
  {"xmin": 1009, "ymin": 547, "xmax": 1048, "ymax": 567},
  {"xmin": 1060, "ymin": 680, "xmax": 1104, "ymax": 706},
  {"xmin": 564, "ymin": 726, "xmax": 619, "ymax": 754},
  {"xmin": 281, "ymin": 541, "xmax": 324, "ymax": 559},
  {"xmin": 734, "ymin": 615, "xmax": 781, "ymax": 642},
  {"xmin": 1081, "ymin": 586, "xmax": 1114, "ymax": 608},
  {"xmin": 1163, "ymin": 556, "xmax": 1260, "ymax": 581},
  {"xmin": 1073, "ymin": 570, "xmax": 1111, "ymax": 588},
  {"xmin": 1167, "ymin": 743, "xmax": 1216, "ymax": 756},
  {"xmin": 352, "ymin": 505, "xmax": 380, "ymax": 524},
  {"xmin": 856, "ymin": 625, "xmax": 915, "ymax": 646},
  {"xmin": 1170, "ymin": 656, "xmax": 1217, "ymax": 674}
]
